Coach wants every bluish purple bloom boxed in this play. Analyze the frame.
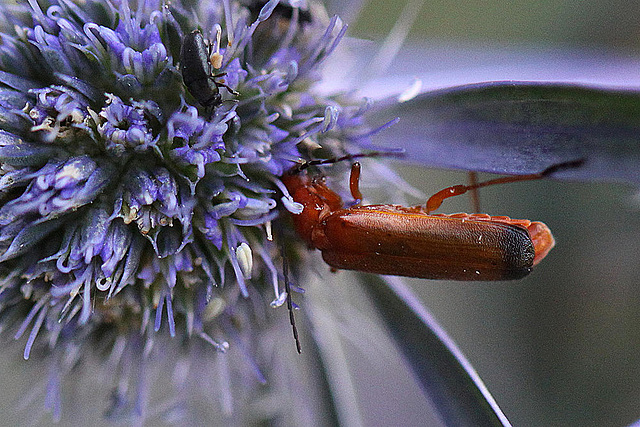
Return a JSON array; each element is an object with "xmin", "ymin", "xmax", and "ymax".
[{"xmin": 0, "ymin": 0, "xmax": 389, "ymax": 422}]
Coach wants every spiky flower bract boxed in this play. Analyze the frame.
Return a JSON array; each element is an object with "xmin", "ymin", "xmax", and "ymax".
[{"xmin": 0, "ymin": 0, "xmax": 382, "ymax": 422}]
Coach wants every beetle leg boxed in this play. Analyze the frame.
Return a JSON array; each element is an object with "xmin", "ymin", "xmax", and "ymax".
[
  {"xmin": 210, "ymin": 73, "xmax": 240, "ymax": 95},
  {"xmin": 468, "ymin": 171, "xmax": 481, "ymax": 213},
  {"xmin": 349, "ymin": 162, "xmax": 363, "ymax": 204}
]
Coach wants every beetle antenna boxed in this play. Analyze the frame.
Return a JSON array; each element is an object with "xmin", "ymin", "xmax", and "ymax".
[
  {"xmin": 292, "ymin": 149, "xmax": 404, "ymax": 174},
  {"xmin": 281, "ymin": 238, "xmax": 301, "ymax": 354},
  {"xmin": 426, "ymin": 158, "xmax": 586, "ymax": 213}
]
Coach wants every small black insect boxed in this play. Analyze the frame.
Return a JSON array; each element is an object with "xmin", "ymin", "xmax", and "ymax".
[{"xmin": 180, "ymin": 30, "xmax": 237, "ymax": 112}]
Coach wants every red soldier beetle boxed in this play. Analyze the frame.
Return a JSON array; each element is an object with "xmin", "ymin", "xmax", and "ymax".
[{"xmin": 281, "ymin": 158, "xmax": 561, "ymax": 281}]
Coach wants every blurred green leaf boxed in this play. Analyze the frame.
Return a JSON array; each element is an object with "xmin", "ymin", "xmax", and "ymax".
[{"xmin": 364, "ymin": 276, "xmax": 510, "ymax": 427}]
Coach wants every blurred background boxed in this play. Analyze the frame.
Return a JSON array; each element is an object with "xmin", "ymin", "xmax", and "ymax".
[
  {"xmin": 345, "ymin": 0, "xmax": 640, "ymax": 48},
  {"xmin": 335, "ymin": 1, "xmax": 640, "ymax": 426}
]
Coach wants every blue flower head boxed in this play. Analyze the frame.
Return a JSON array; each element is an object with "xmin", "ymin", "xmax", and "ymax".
[{"xmin": 0, "ymin": 0, "xmax": 381, "ymax": 422}]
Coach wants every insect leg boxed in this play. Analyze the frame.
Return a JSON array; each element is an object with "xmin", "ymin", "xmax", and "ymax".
[
  {"xmin": 210, "ymin": 72, "xmax": 240, "ymax": 95},
  {"xmin": 467, "ymin": 171, "xmax": 481, "ymax": 213},
  {"xmin": 349, "ymin": 162, "xmax": 363, "ymax": 203}
]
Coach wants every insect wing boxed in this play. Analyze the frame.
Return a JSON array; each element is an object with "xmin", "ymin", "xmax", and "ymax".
[
  {"xmin": 180, "ymin": 31, "xmax": 221, "ymax": 108},
  {"xmin": 319, "ymin": 205, "xmax": 536, "ymax": 281},
  {"xmin": 180, "ymin": 31, "xmax": 210, "ymax": 86}
]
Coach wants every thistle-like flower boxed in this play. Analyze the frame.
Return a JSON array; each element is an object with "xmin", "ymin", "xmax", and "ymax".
[{"xmin": 0, "ymin": 0, "xmax": 385, "ymax": 422}]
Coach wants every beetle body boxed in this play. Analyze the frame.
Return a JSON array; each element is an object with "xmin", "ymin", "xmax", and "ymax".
[
  {"xmin": 282, "ymin": 166, "xmax": 555, "ymax": 281},
  {"xmin": 180, "ymin": 30, "xmax": 224, "ymax": 110}
]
